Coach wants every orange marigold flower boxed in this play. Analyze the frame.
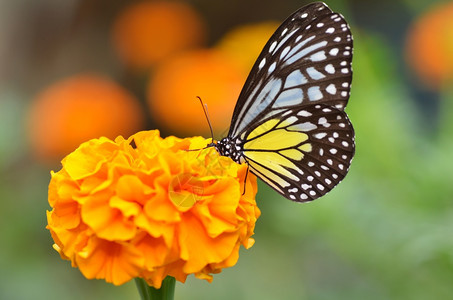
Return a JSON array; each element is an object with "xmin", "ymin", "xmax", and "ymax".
[
  {"xmin": 147, "ymin": 49, "xmax": 246, "ymax": 135},
  {"xmin": 47, "ymin": 130, "xmax": 260, "ymax": 288},
  {"xmin": 112, "ymin": 1, "xmax": 206, "ymax": 70},
  {"xmin": 27, "ymin": 74, "xmax": 145, "ymax": 162},
  {"xmin": 405, "ymin": 2, "xmax": 453, "ymax": 89}
]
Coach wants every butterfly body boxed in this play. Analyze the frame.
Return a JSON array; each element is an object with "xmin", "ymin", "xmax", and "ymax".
[
  {"xmin": 215, "ymin": 137, "xmax": 245, "ymax": 164},
  {"xmin": 214, "ymin": 2, "xmax": 355, "ymax": 202}
]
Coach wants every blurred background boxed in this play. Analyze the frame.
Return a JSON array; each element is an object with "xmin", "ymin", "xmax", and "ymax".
[{"xmin": 1, "ymin": 0, "xmax": 453, "ymax": 299}]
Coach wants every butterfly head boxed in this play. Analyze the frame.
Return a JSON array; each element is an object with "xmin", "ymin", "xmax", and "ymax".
[{"xmin": 215, "ymin": 137, "xmax": 244, "ymax": 164}]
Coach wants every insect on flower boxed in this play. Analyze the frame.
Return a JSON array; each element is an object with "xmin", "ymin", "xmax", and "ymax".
[{"xmin": 208, "ymin": 2, "xmax": 355, "ymax": 202}]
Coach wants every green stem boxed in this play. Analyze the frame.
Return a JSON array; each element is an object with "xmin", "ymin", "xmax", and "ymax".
[{"xmin": 134, "ymin": 277, "xmax": 176, "ymax": 300}]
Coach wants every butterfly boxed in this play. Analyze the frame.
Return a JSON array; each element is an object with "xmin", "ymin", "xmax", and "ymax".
[{"xmin": 213, "ymin": 2, "xmax": 355, "ymax": 202}]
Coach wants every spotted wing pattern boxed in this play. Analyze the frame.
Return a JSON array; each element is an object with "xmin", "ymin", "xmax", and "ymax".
[
  {"xmin": 229, "ymin": 2, "xmax": 353, "ymax": 139},
  {"xmin": 216, "ymin": 2, "xmax": 355, "ymax": 202},
  {"xmin": 241, "ymin": 104, "xmax": 354, "ymax": 201}
]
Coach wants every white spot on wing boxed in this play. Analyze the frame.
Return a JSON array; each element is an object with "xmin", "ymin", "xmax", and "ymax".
[
  {"xmin": 326, "ymin": 84, "xmax": 337, "ymax": 95},
  {"xmin": 309, "ymin": 51, "xmax": 327, "ymax": 62},
  {"xmin": 325, "ymin": 64, "xmax": 335, "ymax": 74},
  {"xmin": 318, "ymin": 117, "xmax": 327, "ymax": 124},
  {"xmin": 259, "ymin": 58, "xmax": 266, "ymax": 69},
  {"xmin": 297, "ymin": 110, "xmax": 312, "ymax": 117},
  {"xmin": 307, "ymin": 86, "xmax": 323, "ymax": 101},
  {"xmin": 289, "ymin": 122, "xmax": 317, "ymax": 131},
  {"xmin": 302, "ymin": 184, "xmax": 311, "ymax": 190},
  {"xmin": 314, "ymin": 132, "xmax": 327, "ymax": 139},
  {"xmin": 269, "ymin": 41, "xmax": 277, "ymax": 53},
  {"xmin": 269, "ymin": 62, "xmax": 277, "ymax": 73},
  {"xmin": 329, "ymin": 48, "xmax": 339, "ymax": 56},
  {"xmin": 281, "ymin": 28, "xmax": 288, "ymax": 36},
  {"xmin": 278, "ymin": 116, "xmax": 298, "ymax": 128},
  {"xmin": 306, "ymin": 67, "xmax": 325, "ymax": 80}
]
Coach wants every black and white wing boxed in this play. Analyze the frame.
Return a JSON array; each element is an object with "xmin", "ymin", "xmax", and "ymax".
[
  {"xmin": 217, "ymin": 2, "xmax": 355, "ymax": 202},
  {"xmin": 228, "ymin": 2, "xmax": 353, "ymax": 140}
]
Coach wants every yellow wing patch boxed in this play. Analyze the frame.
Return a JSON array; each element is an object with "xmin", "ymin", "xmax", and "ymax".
[
  {"xmin": 280, "ymin": 149, "xmax": 304, "ymax": 160},
  {"xmin": 247, "ymin": 160, "xmax": 289, "ymax": 191},
  {"xmin": 245, "ymin": 151, "xmax": 300, "ymax": 181},
  {"xmin": 247, "ymin": 119, "xmax": 280, "ymax": 140},
  {"xmin": 244, "ymin": 128, "xmax": 308, "ymax": 150},
  {"xmin": 299, "ymin": 143, "xmax": 312, "ymax": 152},
  {"xmin": 242, "ymin": 117, "xmax": 315, "ymax": 188}
]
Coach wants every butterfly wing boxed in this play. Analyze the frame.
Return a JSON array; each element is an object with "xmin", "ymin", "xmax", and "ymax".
[
  {"xmin": 242, "ymin": 104, "xmax": 355, "ymax": 201},
  {"xmin": 228, "ymin": 2, "xmax": 353, "ymax": 140},
  {"xmin": 225, "ymin": 2, "xmax": 354, "ymax": 202}
]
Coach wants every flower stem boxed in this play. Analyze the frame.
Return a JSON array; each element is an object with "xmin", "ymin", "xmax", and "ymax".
[{"xmin": 135, "ymin": 277, "xmax": 175, "ymax": 300}]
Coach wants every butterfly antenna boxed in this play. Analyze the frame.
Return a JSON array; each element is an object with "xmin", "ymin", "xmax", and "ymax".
[
  {"xmin": 185, "ymin": 97, "xmax": 216, "ymax": 152},
  {"xmin": 197, "ymin": 96, "xmax": 215, "ymax": 145}
]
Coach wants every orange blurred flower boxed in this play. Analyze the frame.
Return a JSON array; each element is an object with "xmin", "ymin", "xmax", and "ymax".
[
  {"xmin": 216, "ymin": 22, "xmax": 279, "ymax": 73},
  {"xmin": 147, "ymin": 49, "xmax": 247, "ymax": 135},
  {"xmin": 27, "ymin": 74, "xmax": 145, "ymax": 162},
  {"xmin": 47, "ymin": 130, "xmax": 260, "ymax": 287},
  {"xmin": 405, "ymin": 1, "xmax": 453, "ymax": 89},
  {"xmin": 112, "ymin": 1, "xmax": 206, "ymax": 70}
]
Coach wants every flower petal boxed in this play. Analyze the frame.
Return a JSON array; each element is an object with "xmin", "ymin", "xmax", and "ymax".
[{"xmin": 47, "ymin": 130, "xmax": 259, "ymax": 288}]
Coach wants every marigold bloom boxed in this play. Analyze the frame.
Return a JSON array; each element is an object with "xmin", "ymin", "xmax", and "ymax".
[
  {"xmin": 147, "ymin": 49, "xmax": 246, "ymax": 135},
  {"xmin": 27, "ymin": 74, "xmax": 145, "ymax": 162},
  {"xmin": 47, "ymin": 130, "xmax": 260, "ymax": 288},
  {"xmin": 405, "ymin": 2, "xmax": 453, "ymax": 89},
  {"xmin": 112, "ymin": 1, "xmax": 205, "ymax": 70}
]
